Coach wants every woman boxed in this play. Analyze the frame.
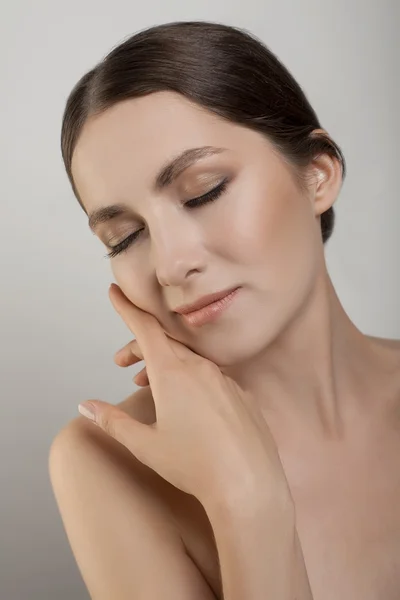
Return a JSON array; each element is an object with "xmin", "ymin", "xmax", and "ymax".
[{"xmin": 49, "ymin": 20, "xmax": 400, "ymax": 600}]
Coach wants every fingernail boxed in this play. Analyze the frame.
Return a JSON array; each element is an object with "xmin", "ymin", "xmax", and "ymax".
[{"xmin": 78, "ymin": 401, "xmax": 96, "ymax": 421}]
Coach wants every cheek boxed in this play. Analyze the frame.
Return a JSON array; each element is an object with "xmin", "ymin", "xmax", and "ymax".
[
  {"xmin": 110, "ymin": 261, "xmax": 152, "ymax": 312},
  {"xmin": 233, "ymin": 184, "xmax": 320, "ymax": 293},
  {"xmin": 111, "ymin": 261, "xmax": 132, "ymax": 289}
]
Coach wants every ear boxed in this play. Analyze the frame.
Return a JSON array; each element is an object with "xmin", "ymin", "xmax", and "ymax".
[{"xmin": 306, "ymin": 134, "xmax": 344, "ymax": 217}]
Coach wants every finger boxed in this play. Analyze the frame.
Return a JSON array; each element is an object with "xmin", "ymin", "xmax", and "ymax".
[
  {"xmin": 109, "ymin": 284, "xmax": 177, "ymax": 375},
  {"xmin": 78, "ymin": 399, "xmax": 156, "ymax": 466},
  {"xmin": 114, "ymin": 339, "xmax": 144, "ymax": 366},
  {"xmin": 133, "ymin": 367, "xmax": 149, "ymax": 386},
  {"xmin": 115, "ymin": 341, "xmax": 149, "ymax": 385},
  {"xmin": 108, "ymin": 284, "xmax": 196, "ymax": 378}
]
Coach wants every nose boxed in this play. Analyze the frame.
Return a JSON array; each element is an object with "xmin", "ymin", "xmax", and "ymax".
[{"xmin": 149, "ymin": 218, "xmax": 206, "ymax": 287}]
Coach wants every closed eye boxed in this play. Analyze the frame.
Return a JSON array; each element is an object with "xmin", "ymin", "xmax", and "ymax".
[{"xmin": 104, "ymin": 177, "xmax": 230, "ymax": 259}]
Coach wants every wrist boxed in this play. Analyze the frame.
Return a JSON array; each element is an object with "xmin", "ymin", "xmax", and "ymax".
[{"xmin": 202, "ymin": 471, "xmax": 295, "ymax": 523}]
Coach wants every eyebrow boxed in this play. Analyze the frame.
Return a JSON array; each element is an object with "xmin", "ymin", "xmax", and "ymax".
[{"xmin": 88, "ymin": 145, "xmax": 227, "ymax": 232}]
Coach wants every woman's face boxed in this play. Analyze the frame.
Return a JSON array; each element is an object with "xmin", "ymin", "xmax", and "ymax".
[{"xmin": 71, "ymin": 91, "xmax": 336, "ymax": 367}]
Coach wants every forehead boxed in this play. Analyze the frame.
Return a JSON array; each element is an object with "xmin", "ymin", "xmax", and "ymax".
[
  {"xmin": 70, "ymin": 91, "xmax": 274, "ymax": 211},
  {"xmin": 73, "ymin": 92, "xmax": 230, "ymax": 169},
  {"xmin": 73, "ymin": 91, "xmax": 239, "ymax": 157}
]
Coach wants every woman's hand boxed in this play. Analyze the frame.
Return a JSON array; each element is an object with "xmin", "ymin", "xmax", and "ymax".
[
  {"xmin": 114, "ymin": 335, "xmax": 149, "ymax": 387},
  {"xmin": 78, "ymin": 283, "xmax": 292, "ymax": 507}
]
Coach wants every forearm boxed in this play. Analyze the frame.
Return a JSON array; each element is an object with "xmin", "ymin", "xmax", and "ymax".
[{"xmin": 203, "ymin": 484, "xmax": 313, "ymax": 600}]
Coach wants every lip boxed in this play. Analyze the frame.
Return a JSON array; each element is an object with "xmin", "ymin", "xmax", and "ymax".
[
  {"xmin": 173, "ymin": 286, "xmax": 241, "ymax": 314},
  {"xmin": 179, "ymin": 287, "xmax": 241, "ymax": 327}
]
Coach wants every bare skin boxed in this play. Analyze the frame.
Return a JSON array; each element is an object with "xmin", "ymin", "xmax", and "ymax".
[
  {"xmin": 50, "ymin": 337, "xmax": 400, "ymax": 599},
  {"xmin": 50, "ymin": 90, "xmax": 400, "ymax": 598}
]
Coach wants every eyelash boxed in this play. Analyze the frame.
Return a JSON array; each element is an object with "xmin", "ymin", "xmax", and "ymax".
[{"xmin": 104, "ymin": 178, "xmax": 229, "ymax": 259}]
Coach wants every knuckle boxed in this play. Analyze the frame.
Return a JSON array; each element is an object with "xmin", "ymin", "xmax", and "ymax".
[
  {"xmin": 97, "ymin": 409, "xmax": 117, "ymax": 438},
  {"xmin": 130, "ymin": 339, "xmax": 143, "ymax": 359},
  {"xmin": 97, "ymin": 407, "xmax": 133, "ymax": 445}
]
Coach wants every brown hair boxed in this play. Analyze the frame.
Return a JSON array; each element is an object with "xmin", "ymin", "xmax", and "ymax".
[{"xmin": 61, "ymin": 20, "xmax": 346, "ymax": 244}]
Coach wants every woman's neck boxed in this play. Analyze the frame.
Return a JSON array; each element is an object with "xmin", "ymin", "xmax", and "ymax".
[{"xmin": 221, "ymin": 271, "xmax": 391, "ymax": 444}]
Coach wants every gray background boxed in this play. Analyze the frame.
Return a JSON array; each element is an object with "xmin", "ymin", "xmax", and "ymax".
[{"xmin": 0, "ymin": 0, "xmax": 398, "ymax": 598}]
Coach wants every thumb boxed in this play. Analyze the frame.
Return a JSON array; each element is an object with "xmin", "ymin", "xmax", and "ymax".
[{"xmin": 78, "ymin": 399, "xmax": 156, "ymax": 465}]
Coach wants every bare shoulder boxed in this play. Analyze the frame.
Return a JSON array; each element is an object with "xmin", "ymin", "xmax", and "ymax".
[
  {"xmin": 114, "ymin": 386, "xmax": 221, "ymax": 586},
  {"xmin": 50, "ymin": 385, "xmax": 175, "ymax": 502},
  {"xmin": 366, "ymin": 334, "xmax": 400, "ymax": 378},
  {"xmin": 49, "ymin": 386, "xmax": 220, "ymax": 599},
  {"xmin": 366, "ymin": 334, "xmax": 400, "ymax": 350},
  {"xmin": 366, "ymin": 336, "xmax": 400, "ymax": 428}
]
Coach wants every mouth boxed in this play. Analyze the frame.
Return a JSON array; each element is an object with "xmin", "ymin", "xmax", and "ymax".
[
  {"xmin": 173, "ymin": 286, "xmax": 241, "ymax": 315},
  {"xmin": 177, "ymin": 287, "xmax": 241, "ymax": 327}
]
